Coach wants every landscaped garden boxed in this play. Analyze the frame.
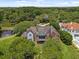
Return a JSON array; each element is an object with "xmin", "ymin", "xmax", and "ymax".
[{"xmin": 0, "ymin": 7, "xmax": 79, "ymax": 59}]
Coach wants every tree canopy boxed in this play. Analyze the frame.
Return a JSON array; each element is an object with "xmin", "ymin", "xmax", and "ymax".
[
  {"xmin": 0, "ymin": 36, "xmax": 37, "ymax": 59},
  {"xmin": 14, "ymin": 21, "xmax": 34, "ymax": 35},
  {"xmin": 60, "ymin": 30, "xmax": 73, "ymax": 45},
  {"xmin": 1, "ymin": 7, "xmax": 79, "ymax": 27}
]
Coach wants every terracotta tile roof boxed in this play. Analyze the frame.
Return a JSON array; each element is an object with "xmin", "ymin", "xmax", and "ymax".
[{"xmin": 61, "ymin": 22, "xmax": 79, "ymax": 30}]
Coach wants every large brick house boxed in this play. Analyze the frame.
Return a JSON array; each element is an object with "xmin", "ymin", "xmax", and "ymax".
[{"xmin": 22, "ymin": 23, "xmax": 59, "ymax": 42}]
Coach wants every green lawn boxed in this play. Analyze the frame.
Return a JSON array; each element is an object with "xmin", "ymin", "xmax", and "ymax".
[
  {"xmin": 61, "ymin": 42, "xmax": 79, "ymax": 59},
  {"xmin": 37, "ymin": 39, "xmax": 79, "ymax": 59},
  {"xmin": 0, "ymin": 35, "xmax": 16, "ymax": 53},
  {"xmin": 0, "ymin": 36, "xmax": 79, "ymax": 59}
]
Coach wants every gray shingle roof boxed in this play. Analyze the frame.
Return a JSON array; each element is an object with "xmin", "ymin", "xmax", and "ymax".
[{"xmin": 27, "ymin": 24, "xmax": 53, "ymax": 36}]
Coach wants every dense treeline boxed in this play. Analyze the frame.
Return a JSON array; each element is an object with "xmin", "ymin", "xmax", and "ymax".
[{"xmin": 0, "ymin": 7, "xmax": 79, "ymax": 27}]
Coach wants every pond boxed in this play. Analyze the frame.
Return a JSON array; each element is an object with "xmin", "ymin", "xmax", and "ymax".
[{"xmin": 1, "ymin": 30, "xmax": 13, "ymax": 37}]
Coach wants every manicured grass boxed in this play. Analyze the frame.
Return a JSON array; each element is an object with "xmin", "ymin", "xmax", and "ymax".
[
  {"xmin": 0, "ymin": 36, "xmax": 79, "ymax": 59},
  {"xmin": 61, "ymin": 42, "xmax": 79, "ymax": 59},
  {"xmin": 37, "ymin": 39, "xmax": 79, "ymax": 59},
  {"xmin": 0, "ymin": 35, "xmax": 16, "ymax": 53}
]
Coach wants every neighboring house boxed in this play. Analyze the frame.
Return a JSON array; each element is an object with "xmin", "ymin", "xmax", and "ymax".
[
  {"xmin": 59, "ymin": 22, "xmax": 79, "ymax": 48},
  {"xmin": 22, "ymin": 23, "xmax": 59, "ymax": 42},
  {"xmin": 1, "ymin": 27, "xmax": 13, "ymax": 37}
]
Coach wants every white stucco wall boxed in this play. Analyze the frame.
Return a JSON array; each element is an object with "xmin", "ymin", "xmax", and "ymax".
[{"xmin": 27, "ymin": 32, "xmax": 34, "ymax": 41}]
